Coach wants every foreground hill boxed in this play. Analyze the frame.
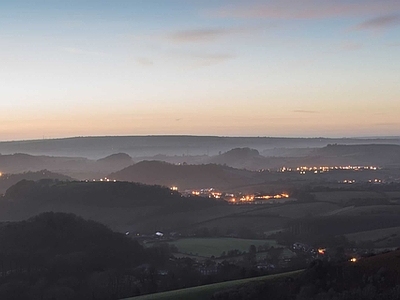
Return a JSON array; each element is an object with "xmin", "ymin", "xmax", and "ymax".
[
  {"xmin": 126, "ymin": 249, "xmax": 400, "ymax": 300},
  {"xmin": 0, "ymin": 180, "xmax": 226, "ymax": 232},
  {"xmin": 0, "ymin": 212, "xmax": 145, "ymax": 299},
  {"xmin": 124, "ymin": 270, "xmax": 303, "ymax": 300},
  {"xmin": 108, "ymin": 161, "xmax": 262, "ymax": 190}
]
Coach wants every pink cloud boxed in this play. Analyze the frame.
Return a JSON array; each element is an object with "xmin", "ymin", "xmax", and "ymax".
[
  {"xmin": 353, "ymin": 14, "xmax": 400, "ymax": 31},
  {"xmin": 167, "ymin": 27, "xmax": 255, "ymax": 43},
  {"xmin": 340, "ymin": 41, "xmax": 363, "ymax": 51},
  {"xmin": 212, "ymin": 0, "xmax": 400, "ymax": 20},
  {"xmin": 293, "ymin": 109, "xmax": 319, "ymax": 114}
]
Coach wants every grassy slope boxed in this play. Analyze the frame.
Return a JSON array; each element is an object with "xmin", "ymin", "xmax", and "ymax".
[{"xmin": 123, "ymin": 270, "xmax": 303, "ymax": 300}]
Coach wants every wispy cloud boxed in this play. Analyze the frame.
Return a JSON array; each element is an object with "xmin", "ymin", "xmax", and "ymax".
[
  {"xmin": 293, "ymin": 109, "xmax": 319, "ymax": 114},
  {"xmin": 374, "ymin": 122, "xmax": 399, "ymax": 126},
  {"xmin": 191, "ymin": 53, "xmax": 234, "ymax": 67},
  {"xmin": 169, "ymin": 28, "xmax": 230, "ymax": 43},
  {"xmin": 62, "ymin": 20, "xmax": 85, "ymax": 29},
  {"xmin": 353, "ymin": 14, "xmax": 400, "ymax": 31},
  {"xmin": 340, "ymin": 41, "xmax": 363, "ymax": 51},
  {"xmin": 167, "ymin": 27, "xmax": 255, "ymax": 43},
  {"xmin": 136, "ymin": 57, "xmax": 153, "ymax": 66},
  {"xmin": 63, "ymin": 47, "xmax": 106, "ymax": 56},
  {"xmin": 212, "ymin": 1, "xmax": 400, "ymax": 20}
]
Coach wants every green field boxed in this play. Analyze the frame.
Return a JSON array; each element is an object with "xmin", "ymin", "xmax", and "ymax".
[
  {"xmin": 123, "ymin": 270, "xmax": 303, "ymax": 300},
  {"xmin": 169, "ymin": 238, "xmax": 278, "ymax": 257}
]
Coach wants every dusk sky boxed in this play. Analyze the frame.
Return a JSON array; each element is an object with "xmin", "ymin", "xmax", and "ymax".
[{"xmin": 1, "ymin": 0, "xmax": 399, "ymax": 140}]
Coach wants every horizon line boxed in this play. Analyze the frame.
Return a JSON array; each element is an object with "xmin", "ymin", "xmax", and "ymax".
[{"xmin": 1, "ymin": 134, "xmax": 400, "ymax": 144}]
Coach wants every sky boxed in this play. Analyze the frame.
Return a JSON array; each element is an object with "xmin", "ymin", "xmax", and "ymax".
[{"xmin": 0, "ymin": 0, "xmax": 399, "ymax": 140}]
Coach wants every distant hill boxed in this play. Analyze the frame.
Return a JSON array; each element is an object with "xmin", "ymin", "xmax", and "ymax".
[
  {"xmin": 108, "ymin": 160, "xmax": 263, "ymax": 190},
  {"xmin": 96, "ymin": 152, "xmax": 133, "ymax": 171},
  {"xmin": 312, "ymin": 144, "xmax": 400, "ymax": 166},
  {"xmin": 208, "ymin": 148, "xmax": 267, "ymax": 170},
  {"xmin": 0, "ymin": 153, "xmax": 91, "ymax": 176},
  {"xmin": 1, "ymin": 135, "xmax": 400, "ymax": 159},
  {"xmin": 204, "ymin": 144, "xmax": 400, "ymax": 170},
  {"xmin": 0, "ymin": 170, "xmax": 73, "ymax": 194},
  {"xmin": 97, "ymin": 152, "xmax": 132, "ymax": 164},
  {"xmin": 0, "ymin": 153, "xmax": 134, "ymax": 180},
  {"xmin": 261, "ymin": 147, "xmax": 316, "ymax": 157}
]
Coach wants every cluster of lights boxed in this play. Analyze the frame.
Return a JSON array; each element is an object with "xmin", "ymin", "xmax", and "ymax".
[
  {"xmin": 231, "ymin": 193, "xmax": 290, "ymax": 203},
  {"xmin": 211, "ymin": 191, "xmax": 222, "ymax": 199},
  {"xmin": 254, "ymin": 193, "xmax": 290, "ymax": 200},
  {"xmin": 341, "ymin": 179, "xmax": 356, "ymax": 184},
  {"xmin": 93, "ymin": 177, "xmax": 117, "ymax": 182},
  {"xmin": 239, "ymin": 195, "xmax": 254, "ymax": 202},
  {"xmin": 170, "ymin": 186, "xmax": 178, "ymax": 191},
  {"xmin": 183, "ymin": 188, "xmax": 290, "ymax": 203},
  {"xmin": 185, "ymin": 188, "xmax": 222, "ymax": 199},
  {"xmin": 278, "ymin": 165, "xmax": 378, "ymax": 174},
  {"xmin": 369, "ymin": 179, "xmax": 383, "ymax": 183}
]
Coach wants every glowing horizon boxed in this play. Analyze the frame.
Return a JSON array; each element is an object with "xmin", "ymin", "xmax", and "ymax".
[{"xmin": 1, "ymin": 0, "xmax": 399, "ymax": 140}]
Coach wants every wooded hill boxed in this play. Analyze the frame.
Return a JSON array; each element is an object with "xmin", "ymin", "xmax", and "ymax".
[
  {"xmin": 0, "ymin": 180, "xmax": 225, "ymax": 232},
  {"xmin": 108, "ymin": 161, "xmax": 263, "ymax": 190}
]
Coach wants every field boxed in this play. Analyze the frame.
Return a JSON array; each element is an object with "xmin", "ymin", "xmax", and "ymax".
[
  {"xmin": 187, "ymin": 214, "xmax": 287, "ymax": 233},
  {"xmin": 345, "ymin": 226, "xmax": 400, "ymax": 242},
  {"xmin": 385, "ymin": 191, "xmax": 400, "ymax": 199},
  {"xmin": 169, "ymin": 238, "xmax": 278, "ymax": 257},
  {"xmin": 324, "ymin": 205, "xmax": 400, "ymax": 216},
  {"xmin": 312, "ymin": 191, "xmax": 385, "ymax": 204},
  {"xmin": 123, "ymin": 270, "xmax": 304, "ymax": 300},
  {"xmin": 242, "ymin": 202, "xmax": 340, "ymax": 218}
]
